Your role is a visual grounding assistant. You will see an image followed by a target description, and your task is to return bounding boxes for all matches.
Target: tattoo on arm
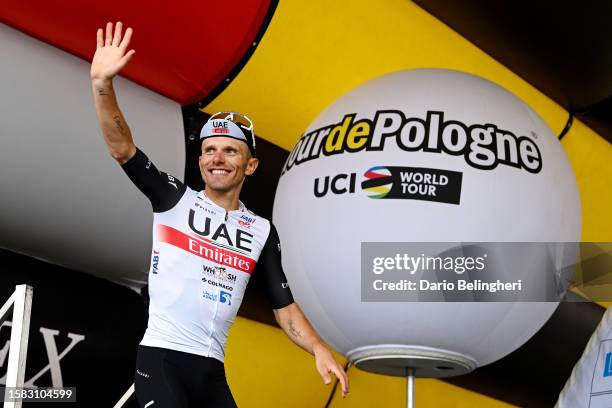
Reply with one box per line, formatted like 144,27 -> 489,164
97,87 -> 108,96
287,319 -> 301,338
113,115 -> 127,135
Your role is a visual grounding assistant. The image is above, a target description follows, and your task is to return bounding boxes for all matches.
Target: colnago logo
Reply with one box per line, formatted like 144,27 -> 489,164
282,111 -> 543,175
205,279 -> 233,291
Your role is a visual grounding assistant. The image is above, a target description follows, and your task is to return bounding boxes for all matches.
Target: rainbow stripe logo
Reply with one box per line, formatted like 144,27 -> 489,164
362,166 -> 393,199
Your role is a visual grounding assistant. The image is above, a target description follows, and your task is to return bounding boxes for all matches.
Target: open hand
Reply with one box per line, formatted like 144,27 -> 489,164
90,22 -> 135,82
313,343 -> 349,398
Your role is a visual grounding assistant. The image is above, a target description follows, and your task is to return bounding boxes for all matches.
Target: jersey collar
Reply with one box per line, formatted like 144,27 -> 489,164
198,191 -> 246,212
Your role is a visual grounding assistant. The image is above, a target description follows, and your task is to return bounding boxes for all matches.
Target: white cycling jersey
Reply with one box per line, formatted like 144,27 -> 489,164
122,148 -> 293,362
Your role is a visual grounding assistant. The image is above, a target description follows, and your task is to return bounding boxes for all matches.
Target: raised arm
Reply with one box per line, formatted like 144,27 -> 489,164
90,22 -> 137,164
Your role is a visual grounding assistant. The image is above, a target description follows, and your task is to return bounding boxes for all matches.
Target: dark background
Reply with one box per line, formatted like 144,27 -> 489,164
0,249 -> 146,408
414,0 -> 612,143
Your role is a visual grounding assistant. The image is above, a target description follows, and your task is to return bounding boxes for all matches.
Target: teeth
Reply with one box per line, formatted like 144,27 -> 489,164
211,169 -> 228,175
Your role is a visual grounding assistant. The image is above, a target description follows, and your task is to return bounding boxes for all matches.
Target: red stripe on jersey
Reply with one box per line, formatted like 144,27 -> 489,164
156,224 -> 256,274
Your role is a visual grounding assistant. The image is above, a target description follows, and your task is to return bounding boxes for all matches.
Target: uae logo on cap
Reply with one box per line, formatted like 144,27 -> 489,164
212,120 -> 230,133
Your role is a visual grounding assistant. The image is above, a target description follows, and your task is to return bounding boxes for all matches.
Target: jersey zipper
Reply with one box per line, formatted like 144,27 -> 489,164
225,211 -> 228,221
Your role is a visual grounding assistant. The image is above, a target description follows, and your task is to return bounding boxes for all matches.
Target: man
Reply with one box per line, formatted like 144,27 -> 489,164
91,22 -> 348,407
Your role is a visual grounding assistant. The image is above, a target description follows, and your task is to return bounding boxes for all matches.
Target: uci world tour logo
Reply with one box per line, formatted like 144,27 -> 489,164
362,166 -> 393,199
314,165 -> 463,205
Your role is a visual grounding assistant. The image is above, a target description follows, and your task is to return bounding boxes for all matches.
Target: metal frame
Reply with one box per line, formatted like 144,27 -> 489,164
0,285 -> 33,408
113,383 -> 135,408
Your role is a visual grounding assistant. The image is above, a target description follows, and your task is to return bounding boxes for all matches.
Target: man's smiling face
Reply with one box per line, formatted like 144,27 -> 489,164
199,137 -> 258,193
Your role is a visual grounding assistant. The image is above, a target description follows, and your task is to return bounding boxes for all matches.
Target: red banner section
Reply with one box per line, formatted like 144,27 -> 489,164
0,0 -> 271,105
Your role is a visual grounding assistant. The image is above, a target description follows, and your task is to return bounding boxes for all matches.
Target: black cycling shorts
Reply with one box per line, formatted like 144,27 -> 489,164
135,345 -> 237,408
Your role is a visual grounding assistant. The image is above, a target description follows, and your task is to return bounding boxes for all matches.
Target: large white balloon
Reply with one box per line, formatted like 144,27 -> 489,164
273,69 -> 581,377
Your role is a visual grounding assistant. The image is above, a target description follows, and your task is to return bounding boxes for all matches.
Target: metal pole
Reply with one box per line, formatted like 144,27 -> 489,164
113,383 -> 135,408
0,293 -> 16,324
407,367 -> 415,408
4,285 -> 33,408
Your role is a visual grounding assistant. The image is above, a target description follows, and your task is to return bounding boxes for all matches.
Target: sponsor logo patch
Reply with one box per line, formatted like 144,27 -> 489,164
202,265 -> 237,283
152,250 -> 160,274
203,290 -> 232,306
314,166 -> 462,204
